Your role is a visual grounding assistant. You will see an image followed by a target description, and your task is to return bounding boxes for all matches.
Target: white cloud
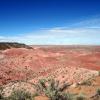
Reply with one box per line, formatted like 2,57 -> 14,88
0,27 -> 100,45
0,17 -> 100,45
71,17 -> 100,28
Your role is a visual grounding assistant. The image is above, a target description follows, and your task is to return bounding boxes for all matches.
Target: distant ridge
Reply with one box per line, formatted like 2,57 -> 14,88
0,42 -> 32,50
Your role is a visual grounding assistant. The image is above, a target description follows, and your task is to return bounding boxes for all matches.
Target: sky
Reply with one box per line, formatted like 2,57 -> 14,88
0,0 -> 100,45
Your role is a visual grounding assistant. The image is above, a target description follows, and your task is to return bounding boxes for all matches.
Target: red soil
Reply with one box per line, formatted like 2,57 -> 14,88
0,46 -> 100,85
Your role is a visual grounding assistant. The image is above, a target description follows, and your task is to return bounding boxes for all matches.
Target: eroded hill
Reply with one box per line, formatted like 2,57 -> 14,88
0,42 -> 32,50
0,45 -> 100,99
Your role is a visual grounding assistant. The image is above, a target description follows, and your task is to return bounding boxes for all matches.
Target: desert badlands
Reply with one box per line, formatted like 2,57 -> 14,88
0,43 -> 100,100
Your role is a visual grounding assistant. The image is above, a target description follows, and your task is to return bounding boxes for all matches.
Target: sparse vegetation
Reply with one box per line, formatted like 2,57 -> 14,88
0,86 -> 38,100
0,86 -> 4,100
7,89 -> 33,100
0,78 -> 100,100
75,93 -> 87,100
80,79 -> 91,86
34,78 -> 73,100
98,71 -> 100,76
96,88 -> 100,96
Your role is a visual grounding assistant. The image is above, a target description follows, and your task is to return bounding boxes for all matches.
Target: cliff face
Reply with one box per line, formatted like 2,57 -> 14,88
0,42 -> 32,50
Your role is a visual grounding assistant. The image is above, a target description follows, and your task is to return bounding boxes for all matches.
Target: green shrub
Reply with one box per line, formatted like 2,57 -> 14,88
0,86 -> 5,100
98,71 -> 100,76
32,93 -> 39,100
7,89 -> 32,100
96,88 -> 100,96
75,93 -> 87,100
34,78 -> 73,100
80,80 -> 91,86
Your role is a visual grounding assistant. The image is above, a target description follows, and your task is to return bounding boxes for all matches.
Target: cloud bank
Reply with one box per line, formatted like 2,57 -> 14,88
0,17 -> 100,45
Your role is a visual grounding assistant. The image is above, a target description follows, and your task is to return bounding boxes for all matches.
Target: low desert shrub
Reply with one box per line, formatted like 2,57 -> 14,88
80,79 -> 91,86
34,78 -> 73,100
75,93 -> 87,100
98,71 -> 100,76
32,93 -> 39,100
0,86 -> 5,100
96,88 -> 100,96
7,89 -> 33,100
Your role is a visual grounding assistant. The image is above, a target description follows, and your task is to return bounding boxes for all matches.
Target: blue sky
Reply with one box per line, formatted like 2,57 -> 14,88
0,0 -> 100,45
